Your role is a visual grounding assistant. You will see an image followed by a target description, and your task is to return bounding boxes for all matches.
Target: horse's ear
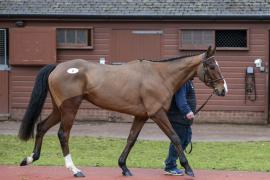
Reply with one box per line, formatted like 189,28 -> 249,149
206,46 -> 212,58
211,46 -> 216,56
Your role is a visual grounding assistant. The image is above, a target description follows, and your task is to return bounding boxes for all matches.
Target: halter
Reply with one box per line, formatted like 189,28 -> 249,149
202,56 -> 225,88
194,56 -> 225,115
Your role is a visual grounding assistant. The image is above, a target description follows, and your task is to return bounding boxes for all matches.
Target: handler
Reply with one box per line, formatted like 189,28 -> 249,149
164,79 -> 196,176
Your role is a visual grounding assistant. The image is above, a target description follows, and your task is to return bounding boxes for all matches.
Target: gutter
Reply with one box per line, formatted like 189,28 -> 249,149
1,14 -> 270,21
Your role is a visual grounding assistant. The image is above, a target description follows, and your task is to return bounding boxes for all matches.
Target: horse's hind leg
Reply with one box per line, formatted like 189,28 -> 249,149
57,96 -> 84,177
20,106 -> 61,166
151,109 -> 194,177
118,116 -> 147,176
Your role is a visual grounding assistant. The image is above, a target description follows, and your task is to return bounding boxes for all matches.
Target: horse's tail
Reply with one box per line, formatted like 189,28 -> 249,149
18,64 -> 56,141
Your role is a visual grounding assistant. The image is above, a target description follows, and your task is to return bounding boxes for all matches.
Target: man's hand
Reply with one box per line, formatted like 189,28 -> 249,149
186,111 -> 195,120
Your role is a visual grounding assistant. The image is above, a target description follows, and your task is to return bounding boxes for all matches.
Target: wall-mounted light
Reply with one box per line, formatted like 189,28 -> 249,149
254,59 -> 262,68
254,58 -> 265,72
15,20 -> 25,27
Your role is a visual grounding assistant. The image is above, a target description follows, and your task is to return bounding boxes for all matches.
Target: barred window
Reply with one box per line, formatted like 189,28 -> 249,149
180,29 -> 248,50
0,29 -> 8,66
57,28 -> 93,49
216,30 -> 247,48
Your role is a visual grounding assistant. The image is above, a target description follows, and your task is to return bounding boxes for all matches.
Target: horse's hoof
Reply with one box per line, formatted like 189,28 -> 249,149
74,171 -> 85,177
122,170 -> 133,176
20,158 -> 28,166
185,169 -> 195,177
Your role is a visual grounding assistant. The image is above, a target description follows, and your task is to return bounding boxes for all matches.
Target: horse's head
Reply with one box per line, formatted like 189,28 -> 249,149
197,46 -> 228,96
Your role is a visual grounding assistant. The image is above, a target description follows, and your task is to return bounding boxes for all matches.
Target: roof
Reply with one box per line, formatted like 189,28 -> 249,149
1,0 -> 270,20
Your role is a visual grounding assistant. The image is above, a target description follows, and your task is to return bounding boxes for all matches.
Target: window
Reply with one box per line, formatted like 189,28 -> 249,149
180,30 -> 214,50
216,30 -> 247,48
56,28 -> 93,49
180,29 -> 248,50
0,29 -> 8,69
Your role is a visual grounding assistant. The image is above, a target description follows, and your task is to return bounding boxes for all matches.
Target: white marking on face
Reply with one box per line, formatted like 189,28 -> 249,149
67,68 -> 79,74
215,60 -> 219,66
214,59 -> 228,94
64,154 -> 81,174
223,79 -> 228,94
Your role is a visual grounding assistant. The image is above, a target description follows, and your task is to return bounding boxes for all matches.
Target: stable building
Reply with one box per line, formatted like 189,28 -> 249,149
0,0 -> 269,124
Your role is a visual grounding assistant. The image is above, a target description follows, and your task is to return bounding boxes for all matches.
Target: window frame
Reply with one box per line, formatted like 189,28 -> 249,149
179,28 -> 249,51
56,27 -> 94,49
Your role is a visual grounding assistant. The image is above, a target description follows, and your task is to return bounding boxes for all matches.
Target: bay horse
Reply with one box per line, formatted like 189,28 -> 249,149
18,46 -> 227,177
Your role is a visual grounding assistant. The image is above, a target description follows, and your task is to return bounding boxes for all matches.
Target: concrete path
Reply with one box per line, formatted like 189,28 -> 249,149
1,121 -> 270,141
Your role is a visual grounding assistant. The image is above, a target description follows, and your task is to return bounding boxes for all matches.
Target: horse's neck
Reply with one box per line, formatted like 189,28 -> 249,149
156,54 -> 203,93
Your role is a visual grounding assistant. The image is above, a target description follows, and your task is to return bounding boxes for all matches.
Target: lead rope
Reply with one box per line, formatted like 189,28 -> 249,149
194,91 -> 214,115
185,91 -> 214,154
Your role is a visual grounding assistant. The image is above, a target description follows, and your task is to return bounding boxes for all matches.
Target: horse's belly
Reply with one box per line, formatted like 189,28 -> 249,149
85,93 -> 147,116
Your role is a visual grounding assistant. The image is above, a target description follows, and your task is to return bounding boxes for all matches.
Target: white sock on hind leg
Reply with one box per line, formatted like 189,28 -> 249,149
64,154 -> 81,174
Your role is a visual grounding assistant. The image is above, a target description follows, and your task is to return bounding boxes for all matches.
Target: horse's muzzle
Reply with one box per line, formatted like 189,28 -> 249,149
215,88 -> 226,97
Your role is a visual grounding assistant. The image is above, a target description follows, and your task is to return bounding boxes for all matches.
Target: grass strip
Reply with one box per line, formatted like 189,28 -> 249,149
0,135 -> 269,172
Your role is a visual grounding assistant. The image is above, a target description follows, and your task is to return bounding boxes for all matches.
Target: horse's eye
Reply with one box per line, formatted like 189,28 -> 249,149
209,65 -> 215,70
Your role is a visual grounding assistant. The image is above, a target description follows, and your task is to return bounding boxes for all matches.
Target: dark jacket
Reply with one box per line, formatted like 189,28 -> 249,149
167,80 -> 196,126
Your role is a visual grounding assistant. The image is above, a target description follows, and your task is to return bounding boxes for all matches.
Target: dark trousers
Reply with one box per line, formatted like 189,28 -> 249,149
164,123 -> 192,170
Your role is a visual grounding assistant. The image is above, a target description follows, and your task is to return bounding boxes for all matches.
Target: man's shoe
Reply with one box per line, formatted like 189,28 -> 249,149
164,168 -> 184,176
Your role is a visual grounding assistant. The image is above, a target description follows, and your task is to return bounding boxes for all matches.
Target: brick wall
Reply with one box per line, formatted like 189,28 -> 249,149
195,111 -> 266,124
9,108 -> 267,125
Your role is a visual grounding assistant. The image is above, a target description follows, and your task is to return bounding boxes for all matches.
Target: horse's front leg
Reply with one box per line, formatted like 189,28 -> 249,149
118,116 -> 147,176
151,108 -> 194,177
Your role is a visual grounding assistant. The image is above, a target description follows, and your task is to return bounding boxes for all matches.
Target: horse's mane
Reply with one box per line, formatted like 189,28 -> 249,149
145,53 -> 200,62
112,53 -> 202,65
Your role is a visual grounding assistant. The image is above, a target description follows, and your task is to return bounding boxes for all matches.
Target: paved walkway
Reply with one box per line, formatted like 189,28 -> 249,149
1,166 -> 270,180
1,121 -> 270,141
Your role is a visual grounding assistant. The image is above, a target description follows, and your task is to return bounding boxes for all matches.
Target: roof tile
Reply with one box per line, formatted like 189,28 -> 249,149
0,0 -> 269,17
